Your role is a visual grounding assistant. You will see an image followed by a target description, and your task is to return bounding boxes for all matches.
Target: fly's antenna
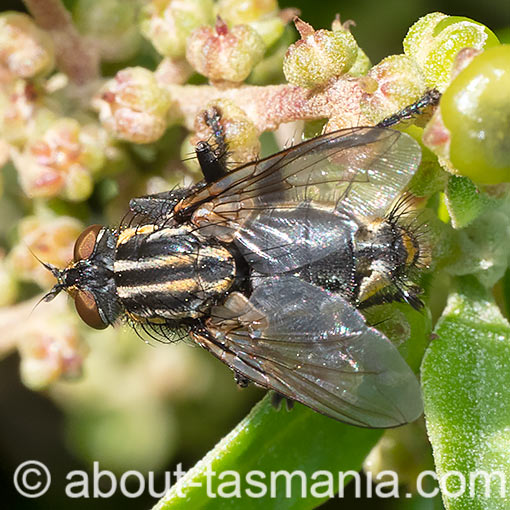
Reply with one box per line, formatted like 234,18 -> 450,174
27,245 -> 65,302
26,247 -> 66,317
27,245 -> 63,282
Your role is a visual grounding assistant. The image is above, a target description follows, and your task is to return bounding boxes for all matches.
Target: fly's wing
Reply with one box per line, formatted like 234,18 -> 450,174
180,127 -> 421,220
230,202 -> 358,273
180,127 -> 421,274
196,276 -> 423,428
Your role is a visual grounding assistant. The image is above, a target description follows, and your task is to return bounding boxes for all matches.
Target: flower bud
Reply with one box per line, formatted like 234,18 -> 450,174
73,0 -> 142,62
283,18 -> 358,88
9,215 -> 83,288
93,67 -> 172,143
154,57 -> 193,85
193,99 -> 260,165
141,0 -> 214,59
217,0 -> 278,24
0,79 -> 39,146
17,294 -> 86,390
0,12 -> 55,78
359,54 -> 426,125
331,16 -> 371,77
403,12 -> 499,92
186,18 -> 265,83
217,0 -> 284,48
12,118 -> 105,200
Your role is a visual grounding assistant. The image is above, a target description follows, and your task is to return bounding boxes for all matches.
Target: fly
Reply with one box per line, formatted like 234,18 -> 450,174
43,103 -> 434,428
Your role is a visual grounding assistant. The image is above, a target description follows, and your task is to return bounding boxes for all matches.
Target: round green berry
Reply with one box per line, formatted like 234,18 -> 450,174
441,45 -> 510,184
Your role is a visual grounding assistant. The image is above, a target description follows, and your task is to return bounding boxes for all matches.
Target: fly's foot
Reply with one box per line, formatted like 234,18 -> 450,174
271,392 -> 295,412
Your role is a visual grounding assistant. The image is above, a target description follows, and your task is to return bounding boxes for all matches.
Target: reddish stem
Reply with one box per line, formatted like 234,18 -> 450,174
162,77 -> 368,134
22,0 -> 100,85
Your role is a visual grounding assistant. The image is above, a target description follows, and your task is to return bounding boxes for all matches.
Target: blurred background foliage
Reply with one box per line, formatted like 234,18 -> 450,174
0,0 -> 508,509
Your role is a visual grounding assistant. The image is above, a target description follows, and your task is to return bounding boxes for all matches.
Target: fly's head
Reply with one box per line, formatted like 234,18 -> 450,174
44,225 -> 122,329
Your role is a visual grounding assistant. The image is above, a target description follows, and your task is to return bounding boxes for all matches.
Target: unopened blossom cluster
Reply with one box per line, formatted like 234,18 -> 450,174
0,0 -> 507,395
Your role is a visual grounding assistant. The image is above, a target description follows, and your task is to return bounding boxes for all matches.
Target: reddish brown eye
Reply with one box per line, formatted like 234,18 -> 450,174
74,289 -> 108,329
73,224 -> 103,262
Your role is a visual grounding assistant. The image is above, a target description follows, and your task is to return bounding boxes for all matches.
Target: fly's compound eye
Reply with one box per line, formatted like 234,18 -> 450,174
74,289 -> 108,329
73,224 -> 103,262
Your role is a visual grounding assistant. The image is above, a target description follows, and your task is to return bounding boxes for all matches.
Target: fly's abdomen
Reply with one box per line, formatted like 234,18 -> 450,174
113,225 -> 237,321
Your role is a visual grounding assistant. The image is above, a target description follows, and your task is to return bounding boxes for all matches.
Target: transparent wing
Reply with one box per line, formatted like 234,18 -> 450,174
181,127 -> 420,273
196,276 -> 423,428
180,127 -> 421,223
231,203 -> 358,273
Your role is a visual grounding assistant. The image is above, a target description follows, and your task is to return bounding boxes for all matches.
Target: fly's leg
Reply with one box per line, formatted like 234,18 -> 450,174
196,141 -> 229,183
271,392 -> 295,412
196,106 -> 230,183
377,89 -> 441,128
128,187 -> 203,223
234,371 -> 251,388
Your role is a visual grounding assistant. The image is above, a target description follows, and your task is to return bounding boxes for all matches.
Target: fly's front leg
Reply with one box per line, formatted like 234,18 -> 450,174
377,89 -> 441,128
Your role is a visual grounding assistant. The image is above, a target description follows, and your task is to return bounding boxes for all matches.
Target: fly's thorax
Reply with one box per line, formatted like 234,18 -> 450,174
113,224 -> 238,322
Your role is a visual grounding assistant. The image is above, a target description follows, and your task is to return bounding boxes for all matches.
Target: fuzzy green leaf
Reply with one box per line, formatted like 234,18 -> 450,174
421,276 -> 510,509
445,176 -> 495,229
153,395 -> 382,509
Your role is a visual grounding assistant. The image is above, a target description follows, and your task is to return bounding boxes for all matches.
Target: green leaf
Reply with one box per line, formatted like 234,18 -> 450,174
421,276 -> 510,509
445,176 -> 495,229
153,395 -> 382,509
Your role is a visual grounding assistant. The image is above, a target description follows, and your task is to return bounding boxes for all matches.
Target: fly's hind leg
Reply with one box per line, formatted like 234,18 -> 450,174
271,392 -> 295,412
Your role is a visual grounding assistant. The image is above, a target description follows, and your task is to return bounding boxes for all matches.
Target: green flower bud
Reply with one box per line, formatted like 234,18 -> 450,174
360,54 -> 426,124
186,18 -> 265,83
283,18 -> 358,88
0,12 -> 55,78
140,0 -> 215,59
249,16 -> 285,49
331,17 -> 371,77
217,0 -> 283,48
403,12 -> 500,91
217,0 -> 278,24
193,99 -> 260,165
348,47 -> 371,77
93,67 -> 172,143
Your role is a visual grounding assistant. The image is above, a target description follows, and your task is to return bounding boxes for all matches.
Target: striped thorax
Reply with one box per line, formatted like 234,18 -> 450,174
114,224 -> 237,321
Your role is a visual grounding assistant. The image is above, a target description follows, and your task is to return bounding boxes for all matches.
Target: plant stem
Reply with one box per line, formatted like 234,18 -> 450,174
162,77 -> 368,134
22,0 -> 100,86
